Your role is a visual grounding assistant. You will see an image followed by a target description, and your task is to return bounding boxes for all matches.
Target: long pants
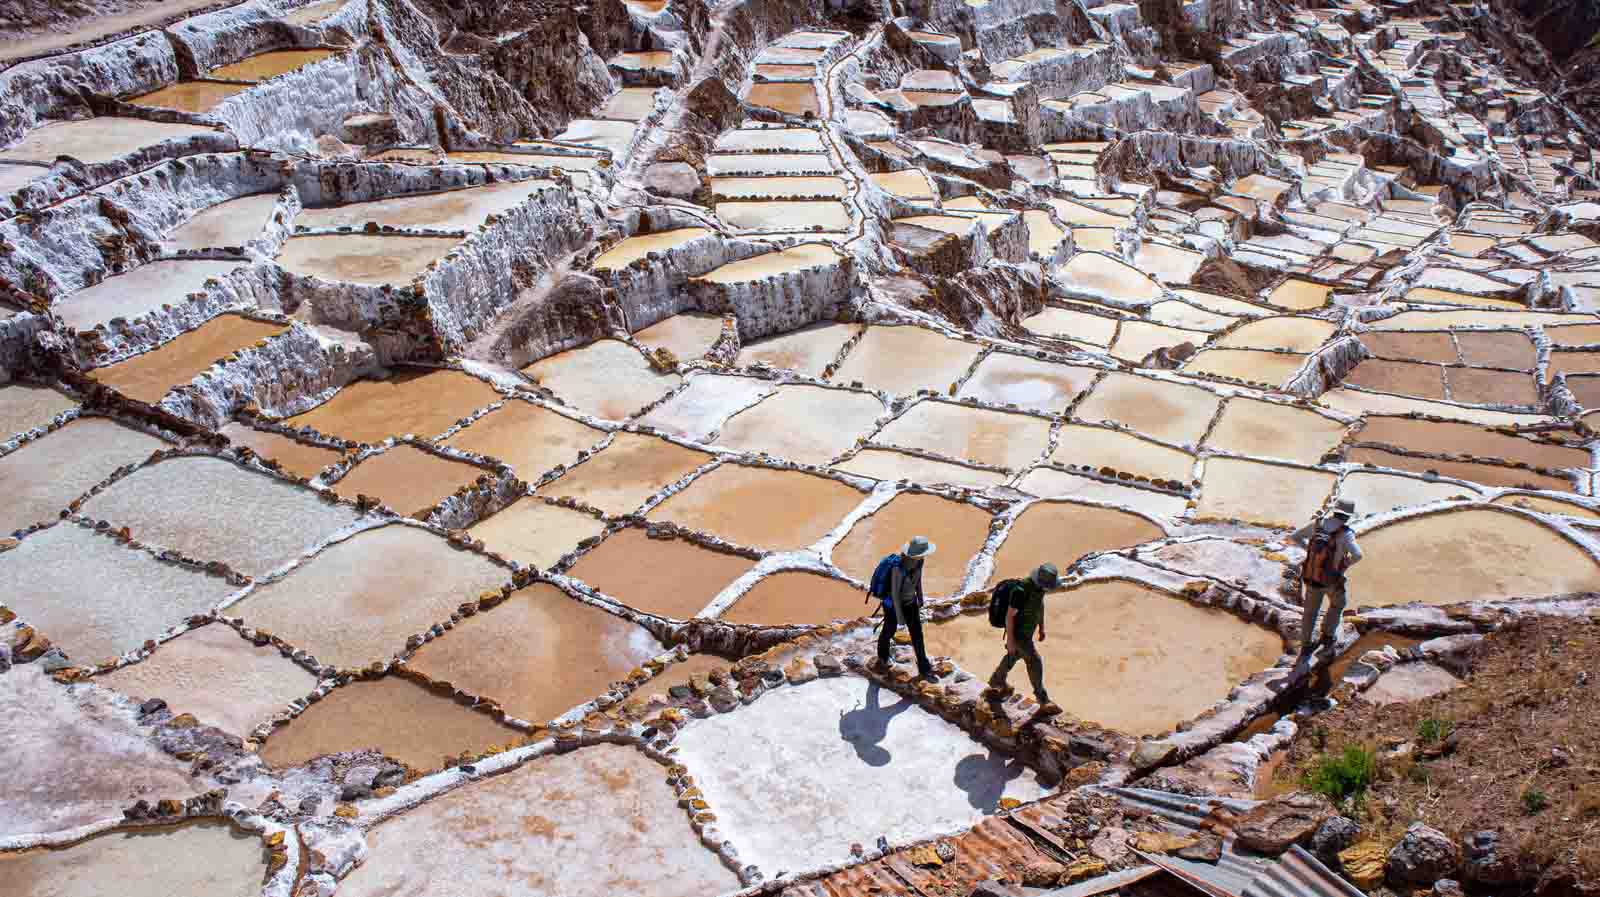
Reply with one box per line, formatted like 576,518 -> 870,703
989,641 -> 1049,702
878,601 -> 932,674
1301,580 -> 1347,647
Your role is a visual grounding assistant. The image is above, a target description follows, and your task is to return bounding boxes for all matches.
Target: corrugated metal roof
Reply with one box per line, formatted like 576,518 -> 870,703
890,817 -> 1052,897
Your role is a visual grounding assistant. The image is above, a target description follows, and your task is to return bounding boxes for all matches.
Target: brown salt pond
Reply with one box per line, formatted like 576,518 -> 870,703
522,339 -> 681,420
276,234 -> 458,285
127,81 -> 252,113
875,401 -> 1051,471
714,384 -> 883,464
1052,424 -> 1195,482
332,445 -> 484,515
1349,507 -> 1600,607
1073,371 -> 1222,446
1198,457 -> 1336,527
164,193 -> 280,252
1456,331 -> 1536,368
591,228 -> 710,271
467,498 -> 607,569
335,743 -> 740,897
235,524 -> 510,670
649,464 -> 864,550
406,583 -> 664,724
634,312 -> 726,361
833,449 -> 1010,490
218,422 -> 342,479
832,492 -> 992,596
720,571 -> 871,625
90,315 -> 286,404
97,623 -> 318,736
259,676 -> 522,770
52,260 -> 245,331
565,528 -> 752,619
746,82 -> 820,116
0,821 -> 267,897
957,353 -> 1098,414
924,582 -> 1283,735
443,400 -> 604,479
1346,446 -> 1575,491
1345,359 -> 1448,399
0,119 -> 218,166
207,48 -> 341,80
0,382 -> 75,438
830,326 -> 983,396
1444,366 -> 1538,406
296,179 -> 551,231
0,417 -> 167,535
992,501 -> 1163,583
1204,398 -> 1348,465
1336,471 -> 1477,517
285,368 -> 501,443
538,432 -> 708,516
1360,331 -> 1459,364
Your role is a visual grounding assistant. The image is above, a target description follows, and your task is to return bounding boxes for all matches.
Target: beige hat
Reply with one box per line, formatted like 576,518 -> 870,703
903,535 -> 937,559
1331,499 -> 1356,519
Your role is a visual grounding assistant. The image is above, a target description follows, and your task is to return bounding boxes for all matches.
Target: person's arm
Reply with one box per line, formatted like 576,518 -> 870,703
1037,599 -> 1046,642
1289,522 -> 1314,546
1343,531 -> 1363,566
888,566 -> 907,622
1005,606 -> 1019,654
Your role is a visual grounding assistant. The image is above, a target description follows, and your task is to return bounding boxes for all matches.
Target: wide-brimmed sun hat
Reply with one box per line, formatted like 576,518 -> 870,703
903,535 -> 937,559
1331,499 -> 1356,519
1031,562 -> 1060,589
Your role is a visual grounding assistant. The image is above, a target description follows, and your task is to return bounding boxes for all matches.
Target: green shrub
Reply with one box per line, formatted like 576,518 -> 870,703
1304,745 -> 1377,803
1417,717 -> 1453,745
1524,788 -> 1549,815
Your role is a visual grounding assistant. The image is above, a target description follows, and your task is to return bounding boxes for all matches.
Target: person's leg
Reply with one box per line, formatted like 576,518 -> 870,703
1319,582 -> 1348,645
905,606 -> 933,676
1022,642 -> 1048,703
1300,583 -> 1326,651
876,602 -> 898,665
988,650 -> 1020,690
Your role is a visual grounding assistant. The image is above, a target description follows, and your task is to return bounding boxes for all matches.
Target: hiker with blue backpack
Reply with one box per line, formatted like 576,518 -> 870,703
982,563 -> 1061,715
1290,498 -> 1363,658
867,535 -> 936,680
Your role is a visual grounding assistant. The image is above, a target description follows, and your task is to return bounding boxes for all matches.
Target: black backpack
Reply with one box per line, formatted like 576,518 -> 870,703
988,578 -> 1026,628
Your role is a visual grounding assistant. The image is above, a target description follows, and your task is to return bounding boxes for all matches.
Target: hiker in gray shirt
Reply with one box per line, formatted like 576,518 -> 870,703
1290,498 -> 1363,656
872,535 -> 935,680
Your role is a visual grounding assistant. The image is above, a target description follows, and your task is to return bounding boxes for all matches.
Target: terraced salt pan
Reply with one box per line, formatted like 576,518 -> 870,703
0,821 -> 267,897
634,312 -> 727,361
1205,398 -> 1348,464
0,524 -> 236,664
1360,330 -> 1458,363
1184,349 -> 1308,386
596,86 -> 660,121
876,401 -> 1051,471
0,383 -> 74,438
1110,320 -> 1208,364
1197,457 -> 1335,527
674,676 -> 1046,874
713,128 -> 826,153
1336,471 -> 1476,517
467,499 -> 606,568
992,501 -> 1163,583
649,464 -> 864,551
714,384 -> 883,464
1344,359 -> 1447,400
207,48 -> 341,80
830,326 -> 981,396
721,571 -> 870,625
337,743 -> 739,897
735,322 -> 858,375
1265,279 -> 1332,310
91,315 -> 286,404
1349,508 -> 1600,607
590,228 -> 710,271
1446,366 -> 1538,406
97,623 -> 318,736
522,339 -> 681,421
295,180 -> 551,231
332,445 -> 483,515
1014,470 -> 1189,519
870,169 -> 937,200
1493,493 -> 1600,519
957,354 -> 1097,414
637,374 -> 771,441
1365,310 -> 1592,330
1317,388 -> 1550,427
1074,372 -> 1221,445
1217,316 -> 1336,352
128,81 -> 252,113
163,193 -> 279,252
1403,287 -> 1524,309
833,449 -> 1009,489
258,676 -> 522,770
1057,252 -> 1165,303
832,492 -> 993,596
550,119 -> 636,155
1345,447 -> 1574,492
236,524 -> 508,670
1,418 -> 170,535
1022,306 -> 1119,345
276,234 -> 459,285
715,200 -> 851,230
0,119 -> 218,166
1052,424 -> 1195,482
286,368 -> 501,443
746,82 -> 820,115
925,582 -> 1283,735
707,153 -> 834,176
443,401 -> 603,479
407,583 -> 664,723
538,432 -> 708,516
713,176 -> 847,199
52,260 -> 245,331
1455,331 -> 1535,368
566,529 -> 752,619
1133,242 -> 1206,284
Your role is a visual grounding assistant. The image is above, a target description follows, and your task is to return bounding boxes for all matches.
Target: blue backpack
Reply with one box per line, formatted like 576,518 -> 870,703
868,553 -> 902,605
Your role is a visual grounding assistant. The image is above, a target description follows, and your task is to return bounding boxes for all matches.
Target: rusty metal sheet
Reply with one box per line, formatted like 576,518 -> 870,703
893,817 -> 1051,897
1241,846 -> 1366,897
780,858 -> 907,897
1048,865 -> 1165,897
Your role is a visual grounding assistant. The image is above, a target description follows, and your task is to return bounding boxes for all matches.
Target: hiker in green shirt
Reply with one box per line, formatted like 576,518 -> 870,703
983,563 -> 1061,714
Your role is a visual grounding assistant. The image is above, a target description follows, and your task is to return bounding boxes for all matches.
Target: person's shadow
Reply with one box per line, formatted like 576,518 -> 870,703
953,748 -> 1029,811
838,681 -> 913,767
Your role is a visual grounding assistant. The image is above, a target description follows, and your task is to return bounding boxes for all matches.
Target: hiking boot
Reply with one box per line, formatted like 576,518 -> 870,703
982,685 -> 1014,702
867,657 -> 889,673
917,665 -> 936,681
1037,702 -> 1063,717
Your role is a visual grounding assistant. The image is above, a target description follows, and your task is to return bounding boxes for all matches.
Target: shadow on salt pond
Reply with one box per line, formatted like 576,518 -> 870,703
838,681 -> 913,767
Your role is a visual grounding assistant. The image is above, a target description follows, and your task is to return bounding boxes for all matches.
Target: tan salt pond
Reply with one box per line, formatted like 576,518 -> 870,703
1404,287 -> 1525,309
1360,330 -> 1458,363
716,200 -> 851,230
1455,331 -> 1536,368
1074,372 -> 1222,445
127,81 -> 252,114
1345,447 -> 1574,492
650,464 -> 864,550
591,228 -> 709,271
1205,398 -> 1348,464
1367,309 -> 1590,331
97,623 -> 318,736
295,179 -> 551,231
1022,210 -> 1066,258
991,501 -> 1163,583
164,193 -> 279,251
0,119 -> 218,166
467,498 -> 607,568
1058,252 -> 1165,303
1217,316 -> 1337,352
1148,300 -> 1237,333
1052,424 -> 1195,482
1110,320 -> 1208,364
1184,349 -> 1308,387
1344,359 -> 1447,400
443,401 -> 603,478
870,169 -> 937,199
833,449 -> 1010,489
538,432 -> 708,516
1445,366 -> 1538,406
1317,387 -> 1551,427
1015,469 -> 1190,519
1133,242 -> 1206,284
876,401 -> 1051,471
286,368 -> 501,443
91,315 -> 286,404
336,743 -> 739,897
736,322 -> 859,375
0,418 -> 167,535
1022,306 -> 1119,345
0,382 -> 75,438
1198,457 -> 1335,527
566,529 -> 752,618
957,353 -> 1097,413
283,0 -> 347,24
1336,471 -> 1477,517
1492,493 -> 1600,520
332,445 -> 483,515
276,233 -> 458,285
207,48 -> 340,80
259,676 -> 522,770
695,242 -> 842,283
53,260 -> 244,331
636,374 -> 770,440
924,581 -> 1281,735
746,82 -> 820,116
713,176 -> 846,199
1546,323 -> 1600,348
635,312 -> 726,360
714,384 -> 883,464
522,339 -> 680,421
596,87 -> 660,121
829,326 -> 981,396
1349,508 -> 1600,607
1266,279 -> 1332,310
721,572 -> 871,625
0,822 -> 267,897
832,492 -> 992,596
406,583 -> 665,724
